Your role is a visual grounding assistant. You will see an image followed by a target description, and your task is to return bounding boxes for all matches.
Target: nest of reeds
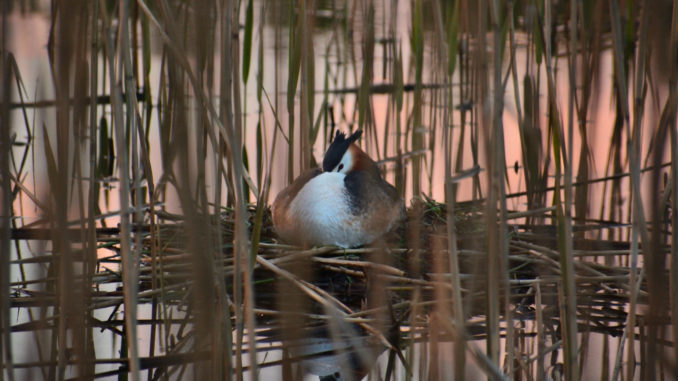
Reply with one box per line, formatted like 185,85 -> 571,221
8,199 -> 646,378
147,197 -> 636,354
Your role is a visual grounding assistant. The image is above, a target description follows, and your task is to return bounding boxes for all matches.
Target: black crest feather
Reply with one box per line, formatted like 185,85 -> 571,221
322,130 -> 362,172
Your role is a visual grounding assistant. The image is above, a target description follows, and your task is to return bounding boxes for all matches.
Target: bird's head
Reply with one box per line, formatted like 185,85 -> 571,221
323,130 -> 374,174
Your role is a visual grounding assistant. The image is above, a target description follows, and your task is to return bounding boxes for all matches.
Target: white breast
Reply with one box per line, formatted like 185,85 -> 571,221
287,172 -> 372,248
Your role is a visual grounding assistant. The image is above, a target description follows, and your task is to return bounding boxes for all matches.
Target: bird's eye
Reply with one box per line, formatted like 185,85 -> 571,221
338,164 -> 344,172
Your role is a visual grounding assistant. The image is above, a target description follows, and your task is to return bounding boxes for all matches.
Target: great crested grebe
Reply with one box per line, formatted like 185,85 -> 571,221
272,130 -> 404,248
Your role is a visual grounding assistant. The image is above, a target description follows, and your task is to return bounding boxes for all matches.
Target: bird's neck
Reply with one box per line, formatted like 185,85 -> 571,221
350,145 -> 382,178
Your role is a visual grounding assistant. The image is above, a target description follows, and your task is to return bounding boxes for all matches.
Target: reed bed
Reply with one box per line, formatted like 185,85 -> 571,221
2,0 -> 678,380
7,200 -> 644,379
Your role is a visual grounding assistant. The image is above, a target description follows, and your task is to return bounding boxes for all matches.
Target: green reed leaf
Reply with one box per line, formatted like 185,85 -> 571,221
242,0 -> 254,83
